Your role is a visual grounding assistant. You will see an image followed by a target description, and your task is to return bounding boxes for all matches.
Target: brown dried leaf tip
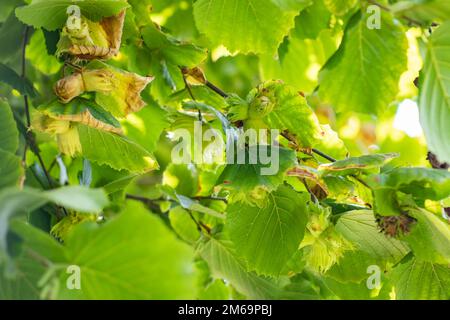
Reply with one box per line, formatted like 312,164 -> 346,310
182,67 -> 207,85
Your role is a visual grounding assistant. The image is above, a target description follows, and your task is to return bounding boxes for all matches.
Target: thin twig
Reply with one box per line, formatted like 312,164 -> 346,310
312,148 -> 337,163
181,71 -> 203,121
194,196 -> 228,204
187,210 -> 203,233
206,81 -> 229,98
366,0 -> 423,27
21,26 -> 31,128
48,157 -> 58,173
26,248 -> 52,268
21,26 -> 54,189
190,71 -> 375,196
302,178 -> 318,203
125,194 -> 163,213
64,61 -> 83,72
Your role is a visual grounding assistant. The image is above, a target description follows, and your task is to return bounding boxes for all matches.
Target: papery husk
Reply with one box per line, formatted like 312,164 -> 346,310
55,63 -> 153,117
55,110 -> 123,135
32,113 -> 70,134
33,114 -> 81,157
54,69 -> 115,103
57,10 -> 126,60
36,110 -> 122,136
32,105 -> 123,156
57,125 -> 82,157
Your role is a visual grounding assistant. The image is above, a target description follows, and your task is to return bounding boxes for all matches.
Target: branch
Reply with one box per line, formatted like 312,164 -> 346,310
125,194 -> 164,213
126,194 -> 212,234
182,74 -> 204,122
20,26 -> 54,188
301,178 -> 318,203
194,195 -> 228,204
21,27 -> 31,127
192,70 -> 373,193
205,81 -> 229,98
312,148 -> 337,163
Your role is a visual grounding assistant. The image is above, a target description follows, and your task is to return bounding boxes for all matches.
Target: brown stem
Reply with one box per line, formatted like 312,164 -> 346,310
21,27 -> 31,128
194,196 -> 228,204
312,148 -> 337,163
125,194 -> 163,213
21,27 -> 54,188
181,69 -> 203,121
206,81 -> 229,98
366,0 -> 424,27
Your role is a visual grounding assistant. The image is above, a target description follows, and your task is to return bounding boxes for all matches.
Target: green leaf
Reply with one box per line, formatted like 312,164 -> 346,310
197,234 -> 284,299
102,174 -> 137,195
326,249 -> 381,283
0,186 -> 108,265
0,99 -> 19,154
335,210 -> 409,262
418,21 -> 450,163
402,208 -> 450,264
197,279 -> 232,300
15,0 -> 130,31
26,29 -> 62,75
0,0 -> 21,23
262,83 -> 324,148
230,81 -> 324,148
121,104 -> 169,153
390,255 -> 450,300
77,125 -> 158,174
10,220 -> 66,263
293,0 -> 331,39
39,98 -> 121,129
260,29 -> 339,93
322,276 -> 379,300
314,125 -> 349,162
198,238 -> 322,299
0,150 -> 23,189
227,185 -> 309,276
44,186 -> 109,213
58,201 -> 197,299
392,0 -> 450,24
193,0 -> 298,54
369,167 -> 450,201
323,0 -> 358,16
0,63 -> 37,97
128,0 -> 152,27
318,12 -> 408,115
176,194 -> 225,220
141,24 -> 207,67
319,153 -> 398,176
163,163 -> 199,197
219,146 -> 297,194
0,9 -> 24,63
271,0 -> 312,11
168,206 -> 201,244
0,253 -> 45,300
